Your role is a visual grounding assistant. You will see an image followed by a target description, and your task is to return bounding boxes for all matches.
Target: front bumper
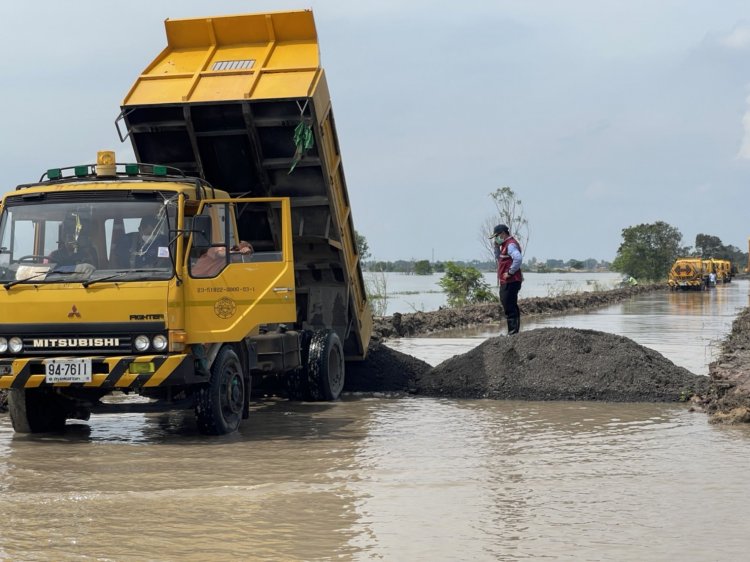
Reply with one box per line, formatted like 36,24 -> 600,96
0,354 -> 203,389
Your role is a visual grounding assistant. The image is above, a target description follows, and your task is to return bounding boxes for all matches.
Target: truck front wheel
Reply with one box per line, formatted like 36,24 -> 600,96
307,330 -> 345,401
8,389 -> 67,433
195,347 -> 245,435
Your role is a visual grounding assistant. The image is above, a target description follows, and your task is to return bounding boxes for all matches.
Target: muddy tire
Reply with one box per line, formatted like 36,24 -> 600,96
307,330 -> 345,401
195,347 -> 245,435
8,389 -> 67,433
285,367 -> 310,401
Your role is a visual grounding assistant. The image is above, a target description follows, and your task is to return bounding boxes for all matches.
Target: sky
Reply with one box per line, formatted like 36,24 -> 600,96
1,1 -> 750,262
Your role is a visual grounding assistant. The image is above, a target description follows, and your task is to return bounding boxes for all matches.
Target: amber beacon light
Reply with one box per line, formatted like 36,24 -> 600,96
95,150 -> 116,177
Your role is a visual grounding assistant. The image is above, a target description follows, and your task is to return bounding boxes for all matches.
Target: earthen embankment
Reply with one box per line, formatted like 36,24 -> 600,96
706,306 -> 750,423
373,283 -> 663,339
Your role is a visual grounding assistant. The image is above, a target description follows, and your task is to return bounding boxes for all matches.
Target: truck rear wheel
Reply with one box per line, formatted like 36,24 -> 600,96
195,347 -> 245,435
307,330 -> 345,401
285,367 -> 310,401
8,389 -> 67,433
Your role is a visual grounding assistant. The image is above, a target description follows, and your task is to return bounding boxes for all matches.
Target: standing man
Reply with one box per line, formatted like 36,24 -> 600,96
491,224 -> 523,335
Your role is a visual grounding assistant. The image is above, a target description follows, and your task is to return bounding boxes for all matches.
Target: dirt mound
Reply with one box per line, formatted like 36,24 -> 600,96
417,327 -> 708,402
344,339 -> 429,393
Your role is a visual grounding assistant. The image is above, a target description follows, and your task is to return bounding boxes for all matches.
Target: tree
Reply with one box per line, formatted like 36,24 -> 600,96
365,270 -> 388,317
568,259 -> 585,270
355,230 -> 371,261
611,221 -> 682,281
480,186 -> 530,261
438,262 -> 498,307
694,233 -> 748,268
414,260 -> 432,275
695,234 -> 723,258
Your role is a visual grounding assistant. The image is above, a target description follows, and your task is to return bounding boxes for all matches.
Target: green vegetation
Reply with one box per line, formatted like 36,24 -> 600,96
438,262 -> 498,307
414,260 -> 432,275
365,270 -> 388,316
612,221 -> 682,281
355,230 -> 371,261
363,258 -> 610,274
693,233 -> 747,269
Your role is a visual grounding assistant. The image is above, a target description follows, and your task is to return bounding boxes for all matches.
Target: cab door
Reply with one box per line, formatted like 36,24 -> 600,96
183,198 -> 296,343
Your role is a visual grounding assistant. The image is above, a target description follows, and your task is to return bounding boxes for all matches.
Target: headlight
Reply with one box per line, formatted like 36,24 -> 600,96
134,335 -> 150,352
9,337 -> 23,353
0,337 -> 7,353
152,335 -> 168,352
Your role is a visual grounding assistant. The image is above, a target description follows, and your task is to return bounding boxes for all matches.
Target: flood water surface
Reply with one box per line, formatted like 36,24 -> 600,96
2,399 -> 750,560
1,283 -> 750,560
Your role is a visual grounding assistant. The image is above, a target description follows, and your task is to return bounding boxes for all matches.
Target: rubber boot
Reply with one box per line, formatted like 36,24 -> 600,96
506,316 -> 519,335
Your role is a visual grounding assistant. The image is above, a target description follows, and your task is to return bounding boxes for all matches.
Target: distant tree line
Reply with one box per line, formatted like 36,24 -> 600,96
362,257 -> 612,274
363,259 -> 495,275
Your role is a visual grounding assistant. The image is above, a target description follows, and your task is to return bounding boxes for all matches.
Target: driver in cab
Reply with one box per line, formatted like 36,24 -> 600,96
48,218 -> 98,270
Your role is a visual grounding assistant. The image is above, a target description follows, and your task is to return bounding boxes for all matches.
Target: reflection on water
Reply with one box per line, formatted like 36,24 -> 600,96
389,280 -> 749,375
2,398 -> 750,560
0,401 -> 371,561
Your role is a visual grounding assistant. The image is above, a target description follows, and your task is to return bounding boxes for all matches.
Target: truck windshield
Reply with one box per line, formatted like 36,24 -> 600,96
0,197 -> 177,285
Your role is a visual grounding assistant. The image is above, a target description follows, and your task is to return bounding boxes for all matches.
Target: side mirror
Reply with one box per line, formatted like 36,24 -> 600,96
191,215 -> 212,248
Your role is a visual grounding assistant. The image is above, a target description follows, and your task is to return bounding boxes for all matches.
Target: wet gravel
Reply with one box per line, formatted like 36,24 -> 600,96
416,327 -> 707,402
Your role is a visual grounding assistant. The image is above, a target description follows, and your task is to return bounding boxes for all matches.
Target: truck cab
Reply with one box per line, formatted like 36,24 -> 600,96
0,155 -> 344,434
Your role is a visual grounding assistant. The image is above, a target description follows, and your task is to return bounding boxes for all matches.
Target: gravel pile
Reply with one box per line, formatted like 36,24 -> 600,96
344,340 -> 429,393
416,327 -> 707,402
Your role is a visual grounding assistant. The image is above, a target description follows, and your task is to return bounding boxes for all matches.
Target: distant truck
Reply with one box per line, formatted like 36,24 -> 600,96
668,257 -> 732,290
668,258 -> 707,290
0,10 -> 371,434
703,258 -> 732,284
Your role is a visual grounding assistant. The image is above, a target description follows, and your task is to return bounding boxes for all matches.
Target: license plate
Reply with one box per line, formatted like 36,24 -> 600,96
45,359 -> 92,383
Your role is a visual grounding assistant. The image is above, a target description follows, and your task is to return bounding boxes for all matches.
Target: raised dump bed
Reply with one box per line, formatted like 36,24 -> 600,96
119,10 -> 371,358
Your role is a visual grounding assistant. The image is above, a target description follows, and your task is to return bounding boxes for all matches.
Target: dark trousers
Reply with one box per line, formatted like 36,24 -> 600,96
499,281 -> 522,334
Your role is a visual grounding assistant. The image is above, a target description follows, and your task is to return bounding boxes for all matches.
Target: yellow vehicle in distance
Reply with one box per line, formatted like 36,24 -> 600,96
0,10 -> 371,435
668,257 -> 733,290
703,258 -> 732,284
668,258 -> 707,290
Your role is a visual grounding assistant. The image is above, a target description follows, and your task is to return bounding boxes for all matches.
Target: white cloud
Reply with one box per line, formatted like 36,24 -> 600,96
737,94 -> 750,160
719,23 -> 750,50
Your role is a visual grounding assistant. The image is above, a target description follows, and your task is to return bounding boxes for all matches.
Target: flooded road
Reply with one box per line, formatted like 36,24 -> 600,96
2,282 -> 750,560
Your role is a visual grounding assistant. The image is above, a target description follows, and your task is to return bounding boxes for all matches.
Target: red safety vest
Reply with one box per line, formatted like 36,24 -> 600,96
497,236 -> 523,285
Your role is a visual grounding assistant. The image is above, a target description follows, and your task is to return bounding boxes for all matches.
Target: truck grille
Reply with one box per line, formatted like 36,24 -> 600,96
22,334 -> 134,356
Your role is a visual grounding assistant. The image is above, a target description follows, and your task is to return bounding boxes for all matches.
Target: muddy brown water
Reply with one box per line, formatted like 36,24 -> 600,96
1,282 -> 750,560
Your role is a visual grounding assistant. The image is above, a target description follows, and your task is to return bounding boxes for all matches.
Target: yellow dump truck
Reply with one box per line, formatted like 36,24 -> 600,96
668,258 -> 707,290
0,10 -> 371,434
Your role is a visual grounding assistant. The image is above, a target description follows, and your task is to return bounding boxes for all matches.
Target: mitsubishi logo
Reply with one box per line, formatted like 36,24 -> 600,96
68,305 -> 81,319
